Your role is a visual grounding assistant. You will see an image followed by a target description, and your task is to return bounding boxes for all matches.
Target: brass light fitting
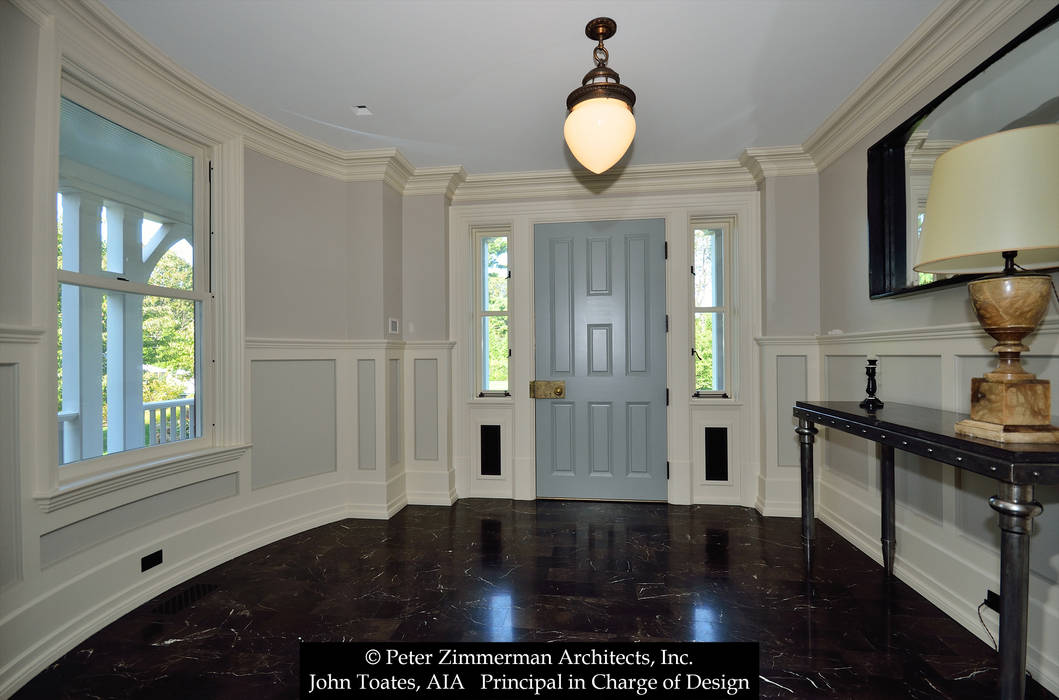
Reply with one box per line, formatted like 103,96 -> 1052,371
564,17 -> 637,174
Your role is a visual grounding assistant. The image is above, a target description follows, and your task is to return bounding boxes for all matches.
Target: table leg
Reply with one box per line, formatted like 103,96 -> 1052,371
880,444 -> 895,576
989,483 -> 1042,700
796,418 -> 818,570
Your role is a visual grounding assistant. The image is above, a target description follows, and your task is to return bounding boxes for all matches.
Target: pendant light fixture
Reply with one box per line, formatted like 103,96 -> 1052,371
564,17 -> 636,174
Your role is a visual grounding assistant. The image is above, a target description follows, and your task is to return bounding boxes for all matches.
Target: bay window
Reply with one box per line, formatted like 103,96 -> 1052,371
57,96 -> 207,465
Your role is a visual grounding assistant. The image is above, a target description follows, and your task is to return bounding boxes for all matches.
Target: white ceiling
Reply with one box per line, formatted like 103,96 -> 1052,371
101,0 -> 942,175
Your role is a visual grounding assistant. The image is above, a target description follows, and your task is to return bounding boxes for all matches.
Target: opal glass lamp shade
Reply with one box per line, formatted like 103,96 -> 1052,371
563,97 -> 636,174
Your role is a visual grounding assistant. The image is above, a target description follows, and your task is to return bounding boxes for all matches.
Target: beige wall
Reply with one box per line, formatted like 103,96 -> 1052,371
244,150 -> 428,340
244,148 -> 351,338
0,2 -> 41,327
382,184 -> 403,338
761,173 -> 820,336
402,194 -> 449,341
345,180 -> 387,338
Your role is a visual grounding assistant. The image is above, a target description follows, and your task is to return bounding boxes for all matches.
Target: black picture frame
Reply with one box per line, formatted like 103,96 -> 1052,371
866,5 -> 1059,299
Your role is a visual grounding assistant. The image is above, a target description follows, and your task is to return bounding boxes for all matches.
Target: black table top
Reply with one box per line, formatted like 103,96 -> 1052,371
794,401 -> 1059,484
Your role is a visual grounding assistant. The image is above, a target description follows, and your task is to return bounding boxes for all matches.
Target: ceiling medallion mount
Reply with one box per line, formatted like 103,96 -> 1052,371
563,16 -> 637,174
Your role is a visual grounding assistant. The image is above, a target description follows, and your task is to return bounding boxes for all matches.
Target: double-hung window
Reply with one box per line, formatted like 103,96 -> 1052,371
57,96 -> 207,466
691,219 -> 730,398
475,229 -> 510,397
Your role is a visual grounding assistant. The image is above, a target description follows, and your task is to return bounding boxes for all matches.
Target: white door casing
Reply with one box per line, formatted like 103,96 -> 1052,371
448,191 -> 762,506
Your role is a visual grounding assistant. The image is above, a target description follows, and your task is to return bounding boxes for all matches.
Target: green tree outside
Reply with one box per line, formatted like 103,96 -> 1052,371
483,237 -> 508,390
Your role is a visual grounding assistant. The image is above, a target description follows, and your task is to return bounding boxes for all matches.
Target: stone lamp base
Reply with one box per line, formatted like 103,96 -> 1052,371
955,274 -> 1059,444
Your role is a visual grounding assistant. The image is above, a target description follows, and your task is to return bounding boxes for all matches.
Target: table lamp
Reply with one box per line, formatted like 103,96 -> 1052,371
914,124 -> 1059,443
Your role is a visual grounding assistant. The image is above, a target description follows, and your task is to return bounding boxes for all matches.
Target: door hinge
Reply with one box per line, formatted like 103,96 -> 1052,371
507,270 -> 512,279
664,241 -> 668,259
690,265 -> 695,275
508,348 -> 512,357
666,461 -> 670,479
666,388 -> 670,406
665,314 -> 669,332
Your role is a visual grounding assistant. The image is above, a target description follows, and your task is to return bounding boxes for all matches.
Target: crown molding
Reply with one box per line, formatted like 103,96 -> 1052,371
905,132 -> 963,175
61,1 -> 424,193
59,0 -> 757,203
10,0 -> 52,27
739,146 -> 817,185
405,166 -> 469,199
452,160 -> 756,203
803,0 -> 1034,171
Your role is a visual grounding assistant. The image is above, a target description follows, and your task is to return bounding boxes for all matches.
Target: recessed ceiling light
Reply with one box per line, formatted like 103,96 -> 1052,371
353,105 -> 373,116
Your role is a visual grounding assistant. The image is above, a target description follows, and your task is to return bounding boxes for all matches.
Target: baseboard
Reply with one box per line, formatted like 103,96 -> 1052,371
817,495 -> 1059,695
406,489 -> 458,506
754,473 -> 802,517
1,497 -> 350,698
754,499 -> 801,518
404,468 -> 456,506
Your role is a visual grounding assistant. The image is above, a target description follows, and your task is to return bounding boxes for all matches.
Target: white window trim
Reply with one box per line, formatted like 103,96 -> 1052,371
54,81 -> 214,485
691,216 -> 734,400
30,39 -> 249,504
473,226 -> 512,399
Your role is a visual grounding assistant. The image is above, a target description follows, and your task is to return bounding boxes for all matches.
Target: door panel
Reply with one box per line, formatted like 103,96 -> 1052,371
534,219 -> 666,501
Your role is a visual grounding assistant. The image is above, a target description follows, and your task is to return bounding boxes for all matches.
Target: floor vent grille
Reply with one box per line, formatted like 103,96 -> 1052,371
151,583 -> 219,614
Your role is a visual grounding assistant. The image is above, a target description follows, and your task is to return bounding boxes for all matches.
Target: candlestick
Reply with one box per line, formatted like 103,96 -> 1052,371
859,358 -> 884,411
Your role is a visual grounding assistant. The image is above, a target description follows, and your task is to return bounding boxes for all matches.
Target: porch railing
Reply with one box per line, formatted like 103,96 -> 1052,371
57,398 -> 197,463
145,398 -> 196,446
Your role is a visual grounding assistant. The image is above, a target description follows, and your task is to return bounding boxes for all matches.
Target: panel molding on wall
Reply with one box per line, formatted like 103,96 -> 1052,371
775,354 -> 808,469
357,359 -> 376,469
250,359 -> 337,490
413,358 -> 439,460
40,473 -> 239,567
404,343 -> 455,506
0,364 -> 22,592
388,358 -> 401,467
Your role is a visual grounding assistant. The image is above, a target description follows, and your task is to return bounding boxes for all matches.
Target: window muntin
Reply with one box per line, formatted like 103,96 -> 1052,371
57,97 -> 205,465
692,221 -> 730,397
476,231 -> 510,396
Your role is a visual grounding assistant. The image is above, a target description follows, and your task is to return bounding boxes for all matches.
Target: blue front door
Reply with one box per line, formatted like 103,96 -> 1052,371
534,219 -> 667,501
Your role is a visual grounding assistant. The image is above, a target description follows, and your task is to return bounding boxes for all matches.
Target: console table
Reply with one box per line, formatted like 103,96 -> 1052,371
792,401 -> 1059,700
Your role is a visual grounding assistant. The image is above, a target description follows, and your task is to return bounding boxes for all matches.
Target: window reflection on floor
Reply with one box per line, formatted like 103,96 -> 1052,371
489,592 -> 514,641
693,604 -> 720,642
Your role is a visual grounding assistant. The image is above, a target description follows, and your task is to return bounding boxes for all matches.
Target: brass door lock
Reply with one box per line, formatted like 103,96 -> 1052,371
529,380 -> 566,399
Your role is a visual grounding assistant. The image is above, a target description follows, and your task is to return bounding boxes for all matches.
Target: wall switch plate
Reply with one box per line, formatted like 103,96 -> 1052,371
388,318 -> 399,334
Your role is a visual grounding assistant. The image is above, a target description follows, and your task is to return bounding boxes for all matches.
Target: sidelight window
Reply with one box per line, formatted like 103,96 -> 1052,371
57,97 -> 207,465
692,219 -> 730,397
476,229 -> 510,397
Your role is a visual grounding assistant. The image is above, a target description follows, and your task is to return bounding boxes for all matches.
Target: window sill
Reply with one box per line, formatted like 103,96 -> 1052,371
690,395 -> 742,407
35,444 -> 249,513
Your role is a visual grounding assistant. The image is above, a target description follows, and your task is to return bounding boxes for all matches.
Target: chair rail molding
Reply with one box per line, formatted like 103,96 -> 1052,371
0,326 -> 48,344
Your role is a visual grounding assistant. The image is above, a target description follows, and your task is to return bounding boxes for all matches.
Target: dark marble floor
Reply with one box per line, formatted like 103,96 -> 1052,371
14,500 -> 1056,699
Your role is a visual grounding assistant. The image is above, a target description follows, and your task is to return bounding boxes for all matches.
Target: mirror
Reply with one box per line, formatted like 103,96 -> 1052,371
867,6 -> 1059,298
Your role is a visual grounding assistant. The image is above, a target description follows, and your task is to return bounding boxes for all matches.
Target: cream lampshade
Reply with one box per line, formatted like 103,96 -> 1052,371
563,97 -> 636,174
914,124 -> 1059,443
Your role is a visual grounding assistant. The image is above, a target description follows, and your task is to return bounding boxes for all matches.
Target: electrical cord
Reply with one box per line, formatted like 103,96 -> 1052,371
977,601 -> 998,652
